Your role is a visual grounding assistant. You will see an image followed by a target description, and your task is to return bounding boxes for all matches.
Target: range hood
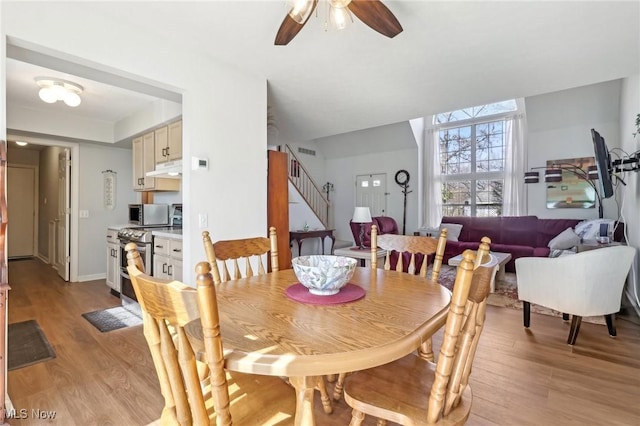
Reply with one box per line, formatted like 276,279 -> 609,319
146,159 -> 182,179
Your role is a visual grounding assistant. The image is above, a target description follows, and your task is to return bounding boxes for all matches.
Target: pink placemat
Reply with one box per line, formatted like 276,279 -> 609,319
285,283 -> 365,305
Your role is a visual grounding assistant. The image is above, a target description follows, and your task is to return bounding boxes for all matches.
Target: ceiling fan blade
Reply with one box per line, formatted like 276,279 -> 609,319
347,0 -> 403,38
274,0 -> 319,45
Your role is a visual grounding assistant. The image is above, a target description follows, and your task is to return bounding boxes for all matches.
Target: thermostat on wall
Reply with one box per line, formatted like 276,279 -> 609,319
192,157 -> 209,171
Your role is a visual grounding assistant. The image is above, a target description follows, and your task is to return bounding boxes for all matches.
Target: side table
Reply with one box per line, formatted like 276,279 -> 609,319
289,229 -> 335,256
577,240 -> 622,253
334,247 -> 387,268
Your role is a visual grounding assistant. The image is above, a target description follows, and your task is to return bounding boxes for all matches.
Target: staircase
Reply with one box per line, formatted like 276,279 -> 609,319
282,145 -> 329,228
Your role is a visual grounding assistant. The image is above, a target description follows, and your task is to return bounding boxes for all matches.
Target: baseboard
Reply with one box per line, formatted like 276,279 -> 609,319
78,273 -> 106,282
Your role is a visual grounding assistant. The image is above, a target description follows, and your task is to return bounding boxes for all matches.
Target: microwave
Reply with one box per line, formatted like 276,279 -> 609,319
128,204 -> 169,226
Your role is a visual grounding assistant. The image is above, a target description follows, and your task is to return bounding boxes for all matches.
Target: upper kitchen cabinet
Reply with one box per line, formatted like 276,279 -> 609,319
133,130 -> 180,192
155,120 -> 182,165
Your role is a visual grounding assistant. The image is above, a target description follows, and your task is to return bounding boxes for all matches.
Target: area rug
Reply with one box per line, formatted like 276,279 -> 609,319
82,306 -> 143,332
433,265 -> 605,325
8,320 -> 56,371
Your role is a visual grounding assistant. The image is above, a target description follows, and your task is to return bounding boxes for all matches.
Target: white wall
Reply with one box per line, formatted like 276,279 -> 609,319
2,2 -> 267,284
77,144 -> 136,280
525,80 -> 622,219
324,148 -> 418,243
618,73 -> 640,314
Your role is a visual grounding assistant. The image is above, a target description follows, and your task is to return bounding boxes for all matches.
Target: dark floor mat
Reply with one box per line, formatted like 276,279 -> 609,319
82,306 -> 143,332
8,320 -> 56,371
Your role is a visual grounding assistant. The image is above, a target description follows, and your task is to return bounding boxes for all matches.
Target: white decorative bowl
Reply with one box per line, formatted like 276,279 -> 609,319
292,255 -> 357,296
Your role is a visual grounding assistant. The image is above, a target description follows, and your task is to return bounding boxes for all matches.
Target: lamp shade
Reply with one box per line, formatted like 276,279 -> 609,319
545,168 -> 562,183
524,171 -> 539,184
352,207 -> 372,223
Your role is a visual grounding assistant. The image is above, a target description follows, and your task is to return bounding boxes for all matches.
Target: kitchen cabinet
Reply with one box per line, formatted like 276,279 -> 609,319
106,229 -> 121,293
155,120 -> 182,165
133,131 -> 180,192
152,236 -> 183,281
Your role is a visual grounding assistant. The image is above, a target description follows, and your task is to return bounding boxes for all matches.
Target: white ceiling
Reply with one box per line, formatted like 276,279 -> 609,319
5,1 -> 640,144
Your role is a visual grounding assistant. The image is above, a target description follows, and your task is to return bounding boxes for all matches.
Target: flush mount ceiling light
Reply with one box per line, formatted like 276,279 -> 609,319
35,77 -> 83,107
275,0 -> 402,45
15,141 -> 28,147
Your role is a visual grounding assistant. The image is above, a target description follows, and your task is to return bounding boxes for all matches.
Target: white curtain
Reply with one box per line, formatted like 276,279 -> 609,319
424,128 -> 443,227
502,113 -> 527,216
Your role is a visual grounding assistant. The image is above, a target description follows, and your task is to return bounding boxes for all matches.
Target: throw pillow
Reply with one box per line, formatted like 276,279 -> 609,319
548,227 -> 581,250
575,219 -> 614,241
440,223 -> 463,242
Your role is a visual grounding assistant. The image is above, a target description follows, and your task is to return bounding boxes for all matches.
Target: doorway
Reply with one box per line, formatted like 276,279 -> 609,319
6,140 -> 78,282
355,173 -> 387,217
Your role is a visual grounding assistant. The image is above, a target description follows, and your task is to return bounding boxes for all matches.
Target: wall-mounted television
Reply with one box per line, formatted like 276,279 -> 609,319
591,128 -> 614,199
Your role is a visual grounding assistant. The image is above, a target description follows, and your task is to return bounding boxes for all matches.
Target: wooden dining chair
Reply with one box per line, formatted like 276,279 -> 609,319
371,224 -> 448,281
202,226 -> 279,282
202,229 -> 334,415
125,243 -> 297,425
343,241 -> 494,426
373,224 -> 448,361
331,225 -> 449,401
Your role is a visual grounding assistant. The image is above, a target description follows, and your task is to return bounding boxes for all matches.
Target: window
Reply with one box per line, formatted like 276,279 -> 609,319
436,100 -> 516,217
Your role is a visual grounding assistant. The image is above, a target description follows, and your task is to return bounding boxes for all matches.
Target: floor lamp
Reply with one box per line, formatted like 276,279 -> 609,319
352,207 -> 372,250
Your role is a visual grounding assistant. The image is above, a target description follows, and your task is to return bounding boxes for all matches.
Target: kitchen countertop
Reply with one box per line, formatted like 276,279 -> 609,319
107,224 -> 132,231
152,229 -> 183,239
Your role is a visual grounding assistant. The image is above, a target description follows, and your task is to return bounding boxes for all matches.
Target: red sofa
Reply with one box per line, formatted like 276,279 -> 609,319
440,216 -> 623,272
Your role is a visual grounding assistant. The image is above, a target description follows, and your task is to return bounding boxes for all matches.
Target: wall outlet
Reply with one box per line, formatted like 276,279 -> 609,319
79,210 -> 89,218
198,213 -> 208,228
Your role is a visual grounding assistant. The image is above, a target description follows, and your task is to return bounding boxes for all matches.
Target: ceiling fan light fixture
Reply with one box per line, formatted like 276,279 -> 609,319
329,0 -> 352,8
35,77 -> 83,107
288,0 -> 315,24
329,4 -> 353,30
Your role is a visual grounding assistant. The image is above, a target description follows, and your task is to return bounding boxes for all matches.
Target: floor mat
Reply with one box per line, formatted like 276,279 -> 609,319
82,306 -> 143,332
8,320 -> 56,371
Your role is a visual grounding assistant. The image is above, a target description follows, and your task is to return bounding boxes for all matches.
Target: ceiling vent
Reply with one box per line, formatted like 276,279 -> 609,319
297,147 -> 316,156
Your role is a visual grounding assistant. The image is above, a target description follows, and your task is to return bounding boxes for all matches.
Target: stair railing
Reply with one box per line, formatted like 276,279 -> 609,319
283,145 -> 329,228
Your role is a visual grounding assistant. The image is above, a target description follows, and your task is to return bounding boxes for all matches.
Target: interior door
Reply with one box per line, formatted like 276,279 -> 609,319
356,173 -> 387,217
7,166 -> 36,258
56,149 -> 70,281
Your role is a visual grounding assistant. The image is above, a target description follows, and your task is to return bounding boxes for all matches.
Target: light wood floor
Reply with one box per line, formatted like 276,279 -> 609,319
6,258 -> 640,425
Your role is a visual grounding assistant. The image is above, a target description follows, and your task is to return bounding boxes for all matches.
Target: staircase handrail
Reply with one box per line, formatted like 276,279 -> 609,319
284,145 -> 330,227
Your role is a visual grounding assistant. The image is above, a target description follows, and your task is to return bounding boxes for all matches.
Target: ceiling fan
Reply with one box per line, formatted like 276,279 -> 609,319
275,0 -> 403,45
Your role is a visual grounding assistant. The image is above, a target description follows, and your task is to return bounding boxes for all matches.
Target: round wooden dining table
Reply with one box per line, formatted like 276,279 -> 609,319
186,266 -> 451,425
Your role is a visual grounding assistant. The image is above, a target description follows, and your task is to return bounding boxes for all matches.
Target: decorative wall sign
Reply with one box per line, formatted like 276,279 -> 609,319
546,157 -> 596,210
102,170 -> 117,210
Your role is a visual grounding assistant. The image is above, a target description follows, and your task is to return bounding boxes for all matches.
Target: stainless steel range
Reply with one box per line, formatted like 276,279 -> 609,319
118,203 -> 182,314
118,227 -> 156,315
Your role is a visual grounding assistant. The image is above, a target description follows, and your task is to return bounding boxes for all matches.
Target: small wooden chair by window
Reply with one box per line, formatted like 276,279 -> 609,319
125,243 -> 297,425
202,228 -> 333,414
343,241 -> 494,426
331,226 -> 449,401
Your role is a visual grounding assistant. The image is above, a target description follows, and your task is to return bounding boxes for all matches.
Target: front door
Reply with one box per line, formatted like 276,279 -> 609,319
7,166 -> 37,258
355,173 -> 387,217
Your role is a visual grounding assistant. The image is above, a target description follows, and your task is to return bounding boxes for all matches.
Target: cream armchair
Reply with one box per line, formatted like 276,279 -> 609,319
515,246 -> 636,345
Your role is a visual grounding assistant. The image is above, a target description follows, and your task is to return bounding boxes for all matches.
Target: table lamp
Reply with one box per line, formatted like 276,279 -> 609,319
352,207 -> 372,250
